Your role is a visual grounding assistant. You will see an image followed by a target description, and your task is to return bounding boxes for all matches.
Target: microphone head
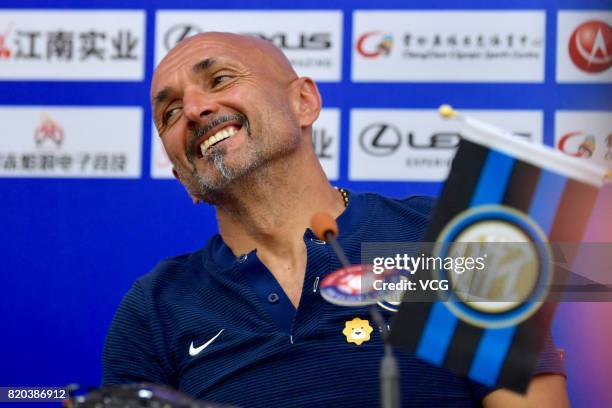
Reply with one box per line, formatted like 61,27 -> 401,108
310,211 -> 338,241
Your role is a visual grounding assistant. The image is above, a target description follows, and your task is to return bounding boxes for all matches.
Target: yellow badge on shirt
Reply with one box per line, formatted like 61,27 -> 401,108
343,317 -> 373,345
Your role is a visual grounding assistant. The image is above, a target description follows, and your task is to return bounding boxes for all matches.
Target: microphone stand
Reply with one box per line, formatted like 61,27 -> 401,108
322,229 -> 401,408
369,305 -> 400,408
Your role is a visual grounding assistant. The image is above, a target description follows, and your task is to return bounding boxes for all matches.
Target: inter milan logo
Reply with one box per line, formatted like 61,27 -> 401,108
434,205 -> 552,329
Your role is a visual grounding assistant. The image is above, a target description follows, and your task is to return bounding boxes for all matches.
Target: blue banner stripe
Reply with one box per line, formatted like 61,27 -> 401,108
466,149 -> 516,385
418,149 -> 515,375
470,149 -> 515,206
464,169 -> 567,387
528,169 -> 567,235
469,326 -> 517,386
416,302 -> 459,365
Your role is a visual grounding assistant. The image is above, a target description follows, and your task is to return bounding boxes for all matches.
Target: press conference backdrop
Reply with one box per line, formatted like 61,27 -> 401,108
0,0 -> 610,406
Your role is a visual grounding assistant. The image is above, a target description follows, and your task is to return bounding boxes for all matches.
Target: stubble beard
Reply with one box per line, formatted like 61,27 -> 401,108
180,112 -> 302,206
192,140 -> 267,205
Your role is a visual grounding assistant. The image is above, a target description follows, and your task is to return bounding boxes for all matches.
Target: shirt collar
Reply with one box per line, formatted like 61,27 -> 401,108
204,189 -> 367,271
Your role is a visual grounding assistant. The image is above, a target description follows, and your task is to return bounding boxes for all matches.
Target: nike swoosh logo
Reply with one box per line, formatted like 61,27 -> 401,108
189,329 -> 224,356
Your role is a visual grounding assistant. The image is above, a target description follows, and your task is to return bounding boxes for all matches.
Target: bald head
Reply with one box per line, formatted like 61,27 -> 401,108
175,32 -> 294,73
153,32 -> 297,99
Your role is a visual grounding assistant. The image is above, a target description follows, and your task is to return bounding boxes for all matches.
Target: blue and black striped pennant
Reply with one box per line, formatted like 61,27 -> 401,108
390,138 -> 599,393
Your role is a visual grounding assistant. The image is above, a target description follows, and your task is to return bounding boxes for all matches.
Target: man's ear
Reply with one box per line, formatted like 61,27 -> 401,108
293,77 -> 322,128
172,168 -> 200,205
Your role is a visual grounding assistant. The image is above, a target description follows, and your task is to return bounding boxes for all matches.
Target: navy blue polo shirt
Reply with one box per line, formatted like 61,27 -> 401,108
103,191 -> 564,407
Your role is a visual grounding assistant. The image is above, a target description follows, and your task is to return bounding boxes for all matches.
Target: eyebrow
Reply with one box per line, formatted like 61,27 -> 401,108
153,87 -> 171,108
192,58 -> 217,74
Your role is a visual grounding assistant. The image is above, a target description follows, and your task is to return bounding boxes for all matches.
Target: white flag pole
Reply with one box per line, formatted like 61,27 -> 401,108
438,104 -> 611,188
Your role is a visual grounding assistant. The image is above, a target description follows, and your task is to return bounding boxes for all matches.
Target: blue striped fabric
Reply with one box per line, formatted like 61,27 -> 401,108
102,191 -> 564,408
416,302 -> 459,365
465,150 -> 516,386
416,149 -> 518,385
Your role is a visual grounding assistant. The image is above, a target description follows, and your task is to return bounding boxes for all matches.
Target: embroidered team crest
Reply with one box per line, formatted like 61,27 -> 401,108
320,265 -> 379,307
320,264 -> 405,311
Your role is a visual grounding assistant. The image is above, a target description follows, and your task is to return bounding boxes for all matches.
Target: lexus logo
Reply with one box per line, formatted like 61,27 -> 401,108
359,123 -> 402,156
359,123 -> 463,156
245,32 -> 331,50
568,20 -> 612,73
164,24 -> 203,50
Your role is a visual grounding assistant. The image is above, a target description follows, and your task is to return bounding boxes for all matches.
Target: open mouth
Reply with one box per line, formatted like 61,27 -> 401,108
194,123 -> 243,159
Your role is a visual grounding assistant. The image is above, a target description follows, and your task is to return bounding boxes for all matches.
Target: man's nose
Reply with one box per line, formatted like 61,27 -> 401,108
183,88 -> 220,127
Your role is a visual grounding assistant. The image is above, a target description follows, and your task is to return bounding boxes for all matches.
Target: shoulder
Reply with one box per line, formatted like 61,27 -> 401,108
362,192 -> 436,228
135,247 -> 209,300
106,249 -> 206,326
103,252 -> 209,385
363,192 -> 436,218
348,191 -> 436,241
396,194 -> 436,217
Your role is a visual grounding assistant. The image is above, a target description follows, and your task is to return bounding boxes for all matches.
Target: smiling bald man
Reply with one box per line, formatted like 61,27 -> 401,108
102,32 -> 569,408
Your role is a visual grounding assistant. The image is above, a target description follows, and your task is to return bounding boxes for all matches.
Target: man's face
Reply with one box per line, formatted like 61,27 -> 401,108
151,33 -> 301,203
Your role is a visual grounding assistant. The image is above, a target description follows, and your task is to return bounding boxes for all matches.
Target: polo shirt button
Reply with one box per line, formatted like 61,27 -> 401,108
267,293 -> 280,304
310,238 -> 326,245
237,254 -> 248,263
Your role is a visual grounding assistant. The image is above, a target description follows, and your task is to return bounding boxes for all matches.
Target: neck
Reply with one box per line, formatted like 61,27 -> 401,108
215,149 -> 344,260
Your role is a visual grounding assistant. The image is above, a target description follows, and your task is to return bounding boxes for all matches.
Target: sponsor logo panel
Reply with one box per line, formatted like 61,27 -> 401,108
155,11 -> 342,81
557,11 -> 612,83
554,111 -> 611,169
0,107 -> 142,178
0,10 -> 145,80
349,109 -> 542,181
151,108 -> 340,180
352,11 -> 545,82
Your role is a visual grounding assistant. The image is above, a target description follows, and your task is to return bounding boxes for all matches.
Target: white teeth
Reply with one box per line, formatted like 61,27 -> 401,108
199,126 -> 238,156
